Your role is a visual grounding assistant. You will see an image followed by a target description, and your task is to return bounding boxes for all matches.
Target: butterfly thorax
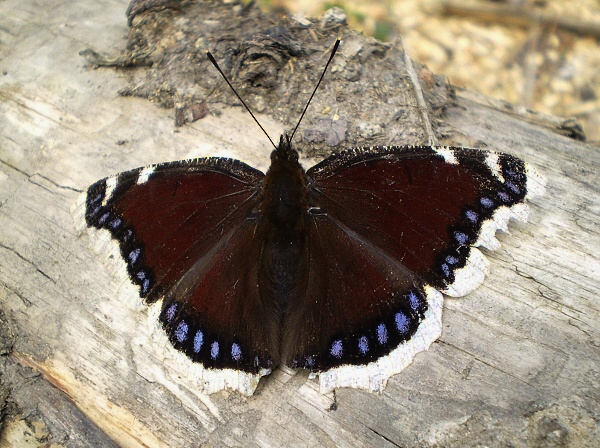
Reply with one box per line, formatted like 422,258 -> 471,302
260,135 -> 309,234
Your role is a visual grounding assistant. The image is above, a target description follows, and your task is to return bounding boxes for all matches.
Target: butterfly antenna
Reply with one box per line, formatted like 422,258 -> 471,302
290,38 -> 341,142
206,51 -> 277,150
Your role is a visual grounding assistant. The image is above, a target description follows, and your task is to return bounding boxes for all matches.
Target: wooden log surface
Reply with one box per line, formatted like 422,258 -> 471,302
0,0 -> 598,447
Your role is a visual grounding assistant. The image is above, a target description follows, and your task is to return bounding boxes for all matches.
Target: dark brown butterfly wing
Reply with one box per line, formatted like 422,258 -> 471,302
307,146 -> 532,290
282,210 -> 443,391
283,146 -> 537,391
158,217 -> 280,372
83,158 -> 278,372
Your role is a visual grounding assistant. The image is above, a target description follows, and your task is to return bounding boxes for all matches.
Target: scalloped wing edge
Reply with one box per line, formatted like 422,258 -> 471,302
316,285 -> 443,394
73,190 -> 267,396
443,162 -> 546,298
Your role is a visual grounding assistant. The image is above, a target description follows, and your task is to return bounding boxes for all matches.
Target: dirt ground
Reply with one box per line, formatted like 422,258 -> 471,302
267,0 -> 600,142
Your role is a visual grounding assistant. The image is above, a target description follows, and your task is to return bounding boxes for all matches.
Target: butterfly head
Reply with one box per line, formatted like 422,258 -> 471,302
271,134 -> 299,164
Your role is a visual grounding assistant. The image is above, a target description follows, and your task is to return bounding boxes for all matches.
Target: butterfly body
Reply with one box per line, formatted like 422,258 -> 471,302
79,138 -> 544,394
248,135 -> 309,364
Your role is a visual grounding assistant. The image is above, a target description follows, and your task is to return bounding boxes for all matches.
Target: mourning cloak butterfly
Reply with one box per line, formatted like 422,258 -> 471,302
76,40 -> 545,396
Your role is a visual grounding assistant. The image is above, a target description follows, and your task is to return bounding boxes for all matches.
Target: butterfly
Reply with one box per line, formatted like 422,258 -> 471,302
77,40 -> 544,395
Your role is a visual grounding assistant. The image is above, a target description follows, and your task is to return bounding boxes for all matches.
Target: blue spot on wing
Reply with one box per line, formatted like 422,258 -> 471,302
481,197 -> 494,208
358,336 -> 369,355
175,321 -> 188,342
408,291 -> 420,310
395,312 -> 409,334
231,343 -> 242,361
211,341 -> 219,359
377,323 -> 388,345
454,231 -> 469,245
330,340 -> 343,358
193,330 -> 203,353
165,304 -> 177,322
128,248 -> 141,264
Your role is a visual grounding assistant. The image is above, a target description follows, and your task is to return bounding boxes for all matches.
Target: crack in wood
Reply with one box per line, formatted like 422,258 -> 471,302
0,243 -> 56,284
438,340 -> 535,387
367,425 -> 402,447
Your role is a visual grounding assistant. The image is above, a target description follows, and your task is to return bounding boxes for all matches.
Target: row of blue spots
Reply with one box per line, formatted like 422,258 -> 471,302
164,303 -> 243,362
329,293 -> 419,359
87,181 -> 153,297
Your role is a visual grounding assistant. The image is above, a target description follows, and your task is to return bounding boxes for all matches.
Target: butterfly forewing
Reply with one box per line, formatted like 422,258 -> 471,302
85,158 -> 264,301
306,146 -> 529,291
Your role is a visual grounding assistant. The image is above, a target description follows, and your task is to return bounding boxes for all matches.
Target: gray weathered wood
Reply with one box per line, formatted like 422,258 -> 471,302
0,0 -> 598,447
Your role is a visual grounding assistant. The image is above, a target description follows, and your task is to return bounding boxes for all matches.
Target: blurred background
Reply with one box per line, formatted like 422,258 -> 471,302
259,0 -> 600,142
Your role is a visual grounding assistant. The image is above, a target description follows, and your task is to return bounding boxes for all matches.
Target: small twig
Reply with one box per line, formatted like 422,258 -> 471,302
440,1 -> 600,38
522,23 -> 543,109
400,37 -> 439,148
79,48 -> 155,67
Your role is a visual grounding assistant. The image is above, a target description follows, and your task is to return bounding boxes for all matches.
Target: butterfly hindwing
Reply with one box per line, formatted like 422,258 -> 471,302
282,211 -> 439,370
159,218 -> 280,372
